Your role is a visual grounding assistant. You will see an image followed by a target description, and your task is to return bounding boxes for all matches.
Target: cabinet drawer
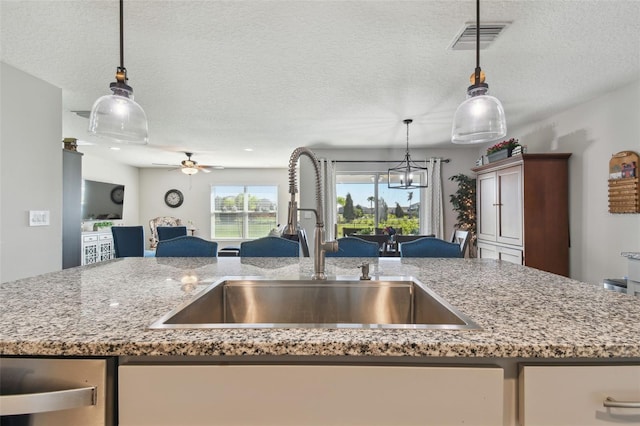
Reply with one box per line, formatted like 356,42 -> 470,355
99,234 -> 113,241
120,364 -> 503,426
519,365 -> 640,425
83,235 -> 98,243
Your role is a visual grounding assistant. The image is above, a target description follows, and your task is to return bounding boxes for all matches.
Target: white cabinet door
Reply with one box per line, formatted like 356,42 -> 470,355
477,242 -> 522,265
498,245 -> 523,265
82,235 -> 99,265
520,365 -> 640,425
496,166 -> 523,246
477,172 -> 498,242
98,234 -> 114,261
119,365 -> 503,426
477,241 -> 499,259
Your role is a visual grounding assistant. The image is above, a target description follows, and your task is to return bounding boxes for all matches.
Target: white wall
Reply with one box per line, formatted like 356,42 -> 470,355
505,79 -> 640,285
81,154 -> 141,229
139,167 -> 290,248
1,63 -> 62,282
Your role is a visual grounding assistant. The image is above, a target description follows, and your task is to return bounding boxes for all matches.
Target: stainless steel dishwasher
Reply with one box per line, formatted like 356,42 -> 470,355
0,357 -> 115,426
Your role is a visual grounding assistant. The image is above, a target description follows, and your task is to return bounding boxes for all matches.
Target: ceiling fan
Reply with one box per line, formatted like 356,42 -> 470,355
153,152 -> 223,175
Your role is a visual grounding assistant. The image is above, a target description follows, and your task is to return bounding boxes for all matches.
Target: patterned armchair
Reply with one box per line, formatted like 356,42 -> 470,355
149,216 -> 183,249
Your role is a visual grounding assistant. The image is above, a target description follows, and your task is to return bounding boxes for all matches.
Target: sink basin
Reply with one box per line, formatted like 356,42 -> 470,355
149,277 -> 480,330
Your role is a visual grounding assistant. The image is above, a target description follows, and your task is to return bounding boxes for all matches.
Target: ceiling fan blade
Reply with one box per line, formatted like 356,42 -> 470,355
152,163 -> 181,167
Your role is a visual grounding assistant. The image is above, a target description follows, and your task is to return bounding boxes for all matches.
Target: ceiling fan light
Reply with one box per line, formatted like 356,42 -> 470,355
451,87 -> 506,144
181,167 -> 198,175
89,84 -> 148,144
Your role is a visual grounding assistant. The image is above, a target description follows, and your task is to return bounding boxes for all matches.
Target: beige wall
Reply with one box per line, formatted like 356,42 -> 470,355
138,167 -> 290,249
1,63 -> 62,282
81,155 -> 141,229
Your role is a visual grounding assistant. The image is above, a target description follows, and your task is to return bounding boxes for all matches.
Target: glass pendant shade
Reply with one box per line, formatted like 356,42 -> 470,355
89,84 -> 148,144
451,87 -> 506,144
451,0 -> 507,145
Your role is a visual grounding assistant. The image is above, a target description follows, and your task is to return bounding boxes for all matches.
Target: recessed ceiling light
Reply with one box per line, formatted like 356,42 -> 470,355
244,148 -> 254,152
110,146 -> 121,151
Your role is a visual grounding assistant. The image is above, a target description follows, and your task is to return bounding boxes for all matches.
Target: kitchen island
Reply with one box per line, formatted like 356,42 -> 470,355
1,257 -> 639,425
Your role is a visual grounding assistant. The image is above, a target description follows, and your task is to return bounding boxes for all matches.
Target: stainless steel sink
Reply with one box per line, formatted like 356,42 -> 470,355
149,277 -> 480,330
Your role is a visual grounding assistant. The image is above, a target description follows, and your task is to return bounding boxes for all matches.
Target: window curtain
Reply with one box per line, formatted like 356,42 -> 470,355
422,158 -> 444,238
319,158 -> 337,240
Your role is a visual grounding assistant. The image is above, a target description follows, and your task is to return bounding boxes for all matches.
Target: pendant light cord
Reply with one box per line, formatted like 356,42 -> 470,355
474,0 -> 481,86
119,0 -> 125,70
406,121 -> 410,154
404,119 -> 413,156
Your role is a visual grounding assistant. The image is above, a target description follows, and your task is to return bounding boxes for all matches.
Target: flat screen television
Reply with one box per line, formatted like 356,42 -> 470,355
81,179 -> 125,220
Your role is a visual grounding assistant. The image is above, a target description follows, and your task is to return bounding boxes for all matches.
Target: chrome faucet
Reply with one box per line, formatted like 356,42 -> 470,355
358,263 -> 371,280
284,147 -> 338,280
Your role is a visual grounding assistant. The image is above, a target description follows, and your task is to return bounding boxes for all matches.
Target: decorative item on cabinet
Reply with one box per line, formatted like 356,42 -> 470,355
93,221 -> 113,231
608,151 -> 639,214
62,137 -> 78,151
486,138 -> 521,163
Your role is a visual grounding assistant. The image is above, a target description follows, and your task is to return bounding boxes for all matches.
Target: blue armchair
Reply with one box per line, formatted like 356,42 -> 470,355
112,226 -> 145,258
239,236 -> 299,257
157,226 -> 188,242
155,236 -> 218,257
325,237 -> 379,257
400,237 -> 463,258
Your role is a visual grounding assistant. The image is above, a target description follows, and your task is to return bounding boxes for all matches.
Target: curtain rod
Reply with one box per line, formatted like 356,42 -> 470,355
326,158 -> 450,164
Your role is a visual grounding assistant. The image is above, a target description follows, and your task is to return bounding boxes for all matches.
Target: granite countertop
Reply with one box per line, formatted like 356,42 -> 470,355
1,257 -> 639,359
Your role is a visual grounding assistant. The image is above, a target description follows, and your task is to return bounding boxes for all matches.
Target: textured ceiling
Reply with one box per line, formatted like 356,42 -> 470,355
1,0 -> 639,168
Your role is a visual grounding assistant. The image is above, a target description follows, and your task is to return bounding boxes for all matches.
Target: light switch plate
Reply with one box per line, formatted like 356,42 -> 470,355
29,210 -> 50,226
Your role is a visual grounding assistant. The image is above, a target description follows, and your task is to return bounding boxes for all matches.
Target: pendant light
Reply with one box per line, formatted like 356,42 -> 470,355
451,0 -> 506,144
89,0 -> 148,144
388,119 -> 428,189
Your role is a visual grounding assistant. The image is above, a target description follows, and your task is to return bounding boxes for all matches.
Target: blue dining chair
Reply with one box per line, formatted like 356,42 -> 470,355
155,236 -> 218,257
112,226 -> 145,258
157,226 -> 188,242
325,237 -> 379,257
400,237 -> 463,258
239,236 -> 299,257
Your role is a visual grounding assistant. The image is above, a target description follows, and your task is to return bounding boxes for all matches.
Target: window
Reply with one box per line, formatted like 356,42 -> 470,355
336,173 -> 421,236
211,185 -> 278,239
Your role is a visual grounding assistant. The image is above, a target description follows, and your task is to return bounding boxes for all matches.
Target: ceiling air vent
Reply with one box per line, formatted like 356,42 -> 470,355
449,22 -> 510,50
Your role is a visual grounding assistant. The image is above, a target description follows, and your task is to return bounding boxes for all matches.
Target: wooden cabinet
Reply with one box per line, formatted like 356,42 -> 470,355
519,364 -> 640,425
81,231 -> 114,265
119,364 -> 504,425
472,154 -> 571,276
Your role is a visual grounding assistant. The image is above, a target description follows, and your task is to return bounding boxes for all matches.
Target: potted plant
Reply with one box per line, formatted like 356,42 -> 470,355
449,174 -> 477,257
486,138 -> 520,162
93,221 -> 113,231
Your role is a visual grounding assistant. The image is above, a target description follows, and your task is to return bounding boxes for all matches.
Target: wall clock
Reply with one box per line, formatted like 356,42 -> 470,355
110,185 -> 125,204
164,189 -> 184,208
